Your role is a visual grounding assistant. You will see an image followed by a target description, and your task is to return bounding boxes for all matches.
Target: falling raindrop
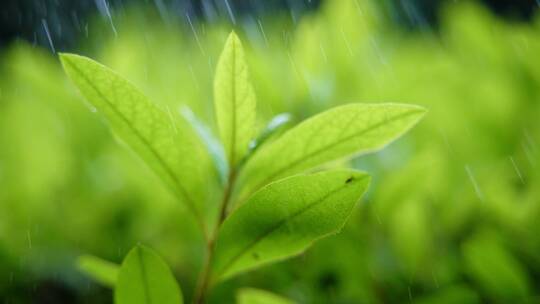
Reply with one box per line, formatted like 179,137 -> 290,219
432,270 -> 439,288
373,207 -> 382,225
223,0 -> 236,25
287,50 -> 302,80
201,0 -> 217,22
188,64 -> 201,92
27,230 -> 32,249
522,142 -> 536,167
465,165 -> 484,202
71,11 -> 81,32
165,105 -> 178,134
257,19 -> 269,47
186,13 -> 206,56
153,0 -> 170,23
94,0 -> 117,37
509,156 -> 525,185
41,19 -> 55,53
320,43 -> 328,63
340,28 -> 354,56
523,129 -> 537,153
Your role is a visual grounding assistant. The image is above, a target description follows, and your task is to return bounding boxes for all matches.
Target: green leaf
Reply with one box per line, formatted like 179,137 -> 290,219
214,32 -> 256,168
212,170 -> 370,282
236,103 -> 425,203
59,54 -> 212,228
77,255 -> 119,288
115,245 -> 183,304
237,288 -> 295,304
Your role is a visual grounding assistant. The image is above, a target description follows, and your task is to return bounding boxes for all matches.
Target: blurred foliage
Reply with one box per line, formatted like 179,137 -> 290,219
1,0 -> 540,303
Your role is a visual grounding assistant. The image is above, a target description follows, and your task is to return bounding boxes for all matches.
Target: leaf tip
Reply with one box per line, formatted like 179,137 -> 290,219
58,53 -> 89,75
123,243 -> 146,260
411,105 -> 428,127
417,105 -> 429,115
134,242 -> 148,253
226,30 -> 242,47
397,103 -> 428,128
58,52 -> 73,68
58,52 -> 77,64
130,243 -> 162,259
59,53 -> 98,70
228,30 -> 238,39
411,104 -> 428,117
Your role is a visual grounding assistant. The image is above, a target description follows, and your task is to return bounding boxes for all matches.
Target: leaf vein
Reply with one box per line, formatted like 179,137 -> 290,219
64,58 -> 201,221
229,37 -> 237,166
217,175 -> 368,277
249,109 -> 422,196
136,248 -> 152,304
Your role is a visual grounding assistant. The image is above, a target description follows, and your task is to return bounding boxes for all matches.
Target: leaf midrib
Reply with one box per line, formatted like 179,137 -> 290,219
64,57 -> 200,219
136,248 -> 152,304
229,37 -> 237,166
216,175 -> 368,279
248,109 -> 422,197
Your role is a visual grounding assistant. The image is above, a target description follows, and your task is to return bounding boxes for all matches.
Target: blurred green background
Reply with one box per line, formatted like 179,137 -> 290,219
1,0 -> 540,303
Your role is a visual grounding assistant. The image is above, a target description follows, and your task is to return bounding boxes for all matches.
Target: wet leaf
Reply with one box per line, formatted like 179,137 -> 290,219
212,170 -> 370,282
236,103 -> 425,203
60,54 -> 213,228
214,32 -> 256,168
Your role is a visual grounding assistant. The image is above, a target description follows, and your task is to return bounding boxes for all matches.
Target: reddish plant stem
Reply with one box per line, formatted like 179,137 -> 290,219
192,169 -> 237,304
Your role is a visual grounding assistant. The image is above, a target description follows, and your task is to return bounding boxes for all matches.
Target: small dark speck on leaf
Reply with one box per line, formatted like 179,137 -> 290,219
345,177 -> 354,184
252,252 -> 260,260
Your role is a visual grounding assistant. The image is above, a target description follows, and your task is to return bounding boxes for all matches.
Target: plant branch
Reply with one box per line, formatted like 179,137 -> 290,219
192,239 -> 214,304
192,168 -> 237,304
218,169 -> 237,224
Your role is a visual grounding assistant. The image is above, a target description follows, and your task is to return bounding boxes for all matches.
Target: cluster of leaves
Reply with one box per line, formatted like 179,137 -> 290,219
1,0 -> 540,303
59,31 -> 424,303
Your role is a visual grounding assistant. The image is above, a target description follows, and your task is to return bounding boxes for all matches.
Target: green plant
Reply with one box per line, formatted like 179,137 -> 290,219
59,31 -> 425,304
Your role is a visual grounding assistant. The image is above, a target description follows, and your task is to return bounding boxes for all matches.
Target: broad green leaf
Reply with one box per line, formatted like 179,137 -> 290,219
214,32 -> 256,167
237,288 -> 295,304
77,255 -> 119,288
60,54 -> 213,226
115,245 -> 183,304
235,103 -> 425,203
212,170 -> 370,282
